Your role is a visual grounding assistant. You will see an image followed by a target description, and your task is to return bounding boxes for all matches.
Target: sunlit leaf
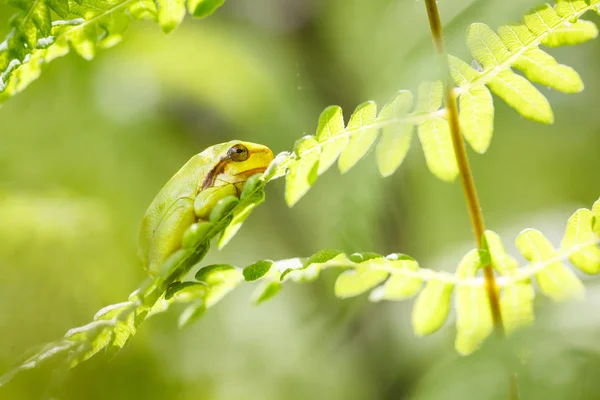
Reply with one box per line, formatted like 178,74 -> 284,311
499,25 -> 584,93
516,229 -> 584,301
187,0 -> 226,18
285,136 -> 320,206
243,260 -> 274,281
315,106 -> 347,175
252,281 -> 282,305
488,70 -> 553,124
454,249 -> 493,355
334,265 -> 388,298
501,283 -> 535,335
375,91 -> 415,177
561,209 -> 600,274
412,279 -> 454,336
338,101 -> 378,174
157,0 -> 186,33
369,255 -> 422,302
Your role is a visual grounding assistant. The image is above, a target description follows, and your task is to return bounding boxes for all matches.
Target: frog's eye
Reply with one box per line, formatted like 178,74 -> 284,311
228,144 -> 249,162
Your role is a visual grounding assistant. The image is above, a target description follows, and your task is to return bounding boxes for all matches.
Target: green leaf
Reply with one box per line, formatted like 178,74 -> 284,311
543,20 -> 598,47
262,151 -> 291,181
8,0 -> 52,48
488,70 -> 554,124
458,85 -> 494,153
195,264 -> 239,284
157,0 -> 186,33
369,255 -> 422,302
187,0 -> 226,18
467,23 -> 512,69
252,281 -> 282,305
413,81 -> 458,182
165,281 -> 206,300
218,187 -> 265,249
555,0 -> 588,17
285,136 -> 320,206
501,283 -> 535,335
49,0 -> 70,17
201,266 -> 242,308
415,81 -> 444,113
454,249 -> 493,355
523,5 -> 562,37
178,301 -> 206,328
412,279 -> 454,336
243,260 -> 274,281
417,117 -> 458,182
105,310 -> 136,358
65,321 -> 114,367
1,0 -> 158,102
306,248 -> 344,264
449,55 -> 480,86
516,229 -> 584,301
375,90 -> 415,177
499,25 -> 584,93
338,101 -> 378,174
482,230 -> 519,275
315,106 -> 347,175
279,250 -> 343,281
334,265 -> 388,299
593,198 -> 600,236
561,209 -> 600,274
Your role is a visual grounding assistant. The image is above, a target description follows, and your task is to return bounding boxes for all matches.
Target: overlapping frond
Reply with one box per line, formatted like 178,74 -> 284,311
279,82 -> 460,206
0,0 -> 227,103
258,3 -> 600,208
451,0 -> 599,151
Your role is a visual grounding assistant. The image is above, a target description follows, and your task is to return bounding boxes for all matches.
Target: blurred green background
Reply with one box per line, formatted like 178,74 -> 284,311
1,0 -> 600,399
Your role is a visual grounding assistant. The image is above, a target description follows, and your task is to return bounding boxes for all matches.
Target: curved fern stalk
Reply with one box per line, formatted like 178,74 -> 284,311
283,82 -> 463,206
0,170 -> 271,388
2,195 -> 598,385
451,0 -> 600,153
0,0 -> 227,103
166,196 -> 600,355
167,196 -> 600,355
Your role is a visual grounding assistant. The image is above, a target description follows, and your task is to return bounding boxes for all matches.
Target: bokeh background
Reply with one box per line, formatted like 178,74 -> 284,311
1,0 -> 600,399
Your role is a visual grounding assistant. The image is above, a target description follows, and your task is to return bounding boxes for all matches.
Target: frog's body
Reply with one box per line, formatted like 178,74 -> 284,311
139,141 -> 274,276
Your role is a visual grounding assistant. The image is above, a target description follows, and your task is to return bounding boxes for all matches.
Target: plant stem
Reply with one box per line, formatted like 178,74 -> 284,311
422,1 -> 519,399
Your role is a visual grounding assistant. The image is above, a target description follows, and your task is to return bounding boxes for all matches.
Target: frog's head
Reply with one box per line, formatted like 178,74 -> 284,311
207,141 -> 274,191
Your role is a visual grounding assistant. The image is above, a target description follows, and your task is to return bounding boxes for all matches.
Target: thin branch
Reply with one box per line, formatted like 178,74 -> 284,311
422,1 -> 518,399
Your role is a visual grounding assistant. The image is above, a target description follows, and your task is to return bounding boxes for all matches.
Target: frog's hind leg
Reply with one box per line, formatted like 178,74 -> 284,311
147,197 -> 195,277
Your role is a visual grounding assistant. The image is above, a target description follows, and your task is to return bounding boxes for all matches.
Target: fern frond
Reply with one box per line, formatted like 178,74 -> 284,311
3,195 -> 599,382
0,0 -> 227,103
453,0 -> 599,136
280,85 -> 456,206
0,171 -> 267,387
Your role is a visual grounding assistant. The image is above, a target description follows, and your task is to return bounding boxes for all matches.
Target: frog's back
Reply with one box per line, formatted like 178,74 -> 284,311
138,142 -> 235,268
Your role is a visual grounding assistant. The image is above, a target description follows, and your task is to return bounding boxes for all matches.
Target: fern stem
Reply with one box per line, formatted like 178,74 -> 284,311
422,1 -> 519,399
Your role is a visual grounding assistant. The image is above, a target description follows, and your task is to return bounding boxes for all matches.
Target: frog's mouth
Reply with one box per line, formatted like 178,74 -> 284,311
233,165 -> 269,179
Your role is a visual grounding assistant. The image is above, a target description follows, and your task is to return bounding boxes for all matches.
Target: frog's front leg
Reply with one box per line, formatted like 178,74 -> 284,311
193,185 -> 238,220
147,197 -> 196,277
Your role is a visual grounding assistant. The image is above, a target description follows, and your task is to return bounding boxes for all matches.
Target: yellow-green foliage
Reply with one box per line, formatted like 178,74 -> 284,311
276,1 -> 600,206
2,0 -> 600,389
1,193 -> 599,384
0,0 -> 226,102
